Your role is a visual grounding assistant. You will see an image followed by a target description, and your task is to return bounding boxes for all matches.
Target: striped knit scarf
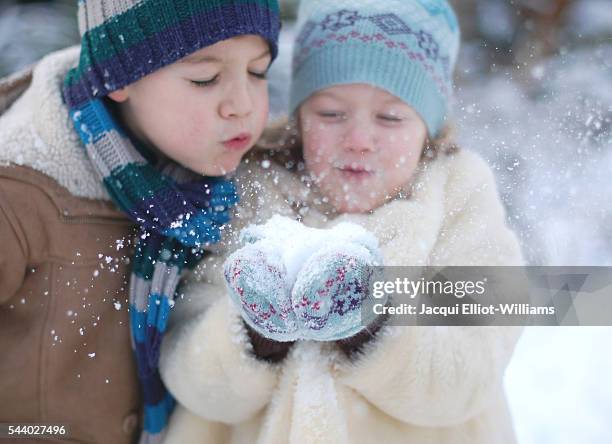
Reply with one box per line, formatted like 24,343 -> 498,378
63,94 -> 238,443
61,1 -> 280,439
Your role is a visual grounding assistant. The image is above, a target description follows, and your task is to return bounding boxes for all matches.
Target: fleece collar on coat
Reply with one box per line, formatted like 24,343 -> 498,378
0,46 -> 111,201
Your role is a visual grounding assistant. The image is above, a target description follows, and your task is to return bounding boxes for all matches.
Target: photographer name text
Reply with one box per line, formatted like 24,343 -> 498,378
372,303 -> 555,316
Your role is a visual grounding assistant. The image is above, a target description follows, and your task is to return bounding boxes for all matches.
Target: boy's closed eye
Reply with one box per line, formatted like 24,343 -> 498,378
248,69 -> 269,80
184,48 -> 271,88
190,75 -> 219,87
189,69 -> 268,88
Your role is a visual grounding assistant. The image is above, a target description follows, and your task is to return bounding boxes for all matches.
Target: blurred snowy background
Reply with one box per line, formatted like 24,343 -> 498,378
1,0 -> 610,442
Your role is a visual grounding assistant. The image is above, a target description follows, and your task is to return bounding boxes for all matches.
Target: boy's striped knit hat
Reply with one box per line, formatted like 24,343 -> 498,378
290,0 -> 460,137
64,0 -> 281,106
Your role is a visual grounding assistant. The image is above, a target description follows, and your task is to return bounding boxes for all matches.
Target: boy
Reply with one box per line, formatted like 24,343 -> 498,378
0,1 -> 280,443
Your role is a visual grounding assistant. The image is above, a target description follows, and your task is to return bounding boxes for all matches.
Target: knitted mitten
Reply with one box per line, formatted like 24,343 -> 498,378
224,243 -> 298,342
291,242 -> 383,341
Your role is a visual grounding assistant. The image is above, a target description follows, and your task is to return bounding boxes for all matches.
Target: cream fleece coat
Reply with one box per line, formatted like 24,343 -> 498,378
159,149 -> 525,444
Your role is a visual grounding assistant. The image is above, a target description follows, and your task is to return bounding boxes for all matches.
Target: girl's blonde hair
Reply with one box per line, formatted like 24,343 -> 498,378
421,123 -> 460,162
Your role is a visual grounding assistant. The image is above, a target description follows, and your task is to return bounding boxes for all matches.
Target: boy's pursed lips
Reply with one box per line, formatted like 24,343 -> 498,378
221,132 -> 252,150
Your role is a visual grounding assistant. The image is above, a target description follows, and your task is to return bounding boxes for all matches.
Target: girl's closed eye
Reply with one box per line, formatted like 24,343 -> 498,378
378,114 -> 404,122
377,110 -> 407,123
317,110 -> 347,120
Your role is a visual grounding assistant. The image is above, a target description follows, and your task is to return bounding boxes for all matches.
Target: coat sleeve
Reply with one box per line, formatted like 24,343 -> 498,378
159,276 -> 282,424
336,325 -> 522,427
335,150 -> 525,426
427,150 -> 524,267
0,178 -> 28,305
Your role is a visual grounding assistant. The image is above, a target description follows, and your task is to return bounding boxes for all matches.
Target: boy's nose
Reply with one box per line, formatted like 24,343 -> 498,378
220,83 -> 253,119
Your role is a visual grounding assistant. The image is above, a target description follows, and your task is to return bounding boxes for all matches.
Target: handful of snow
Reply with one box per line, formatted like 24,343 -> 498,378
239,215 -> 381,285
224,215 -> 384,342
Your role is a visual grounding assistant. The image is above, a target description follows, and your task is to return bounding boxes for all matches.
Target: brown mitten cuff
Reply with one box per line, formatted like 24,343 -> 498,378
243,321 -> 295,364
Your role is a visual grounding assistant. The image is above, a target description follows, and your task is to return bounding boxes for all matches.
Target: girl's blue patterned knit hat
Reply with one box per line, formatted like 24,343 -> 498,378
290,0 -> 460,137
64,0 -> 281,107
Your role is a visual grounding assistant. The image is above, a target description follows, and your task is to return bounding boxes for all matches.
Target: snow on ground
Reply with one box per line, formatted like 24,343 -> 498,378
506,327 -> 612,444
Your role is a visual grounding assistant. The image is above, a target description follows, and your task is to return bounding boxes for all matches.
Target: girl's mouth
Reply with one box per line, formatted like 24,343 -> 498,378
336,165 -> 375,180
222,133 -> 252,151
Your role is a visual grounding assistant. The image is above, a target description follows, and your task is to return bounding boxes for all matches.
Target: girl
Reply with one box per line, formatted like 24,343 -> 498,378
160,1 -> 524,443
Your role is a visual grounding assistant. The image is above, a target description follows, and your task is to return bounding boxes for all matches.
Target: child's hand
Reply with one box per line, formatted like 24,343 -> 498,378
224,243 -> 299,342
291,242 -> 384,341
225,216 -> 385,343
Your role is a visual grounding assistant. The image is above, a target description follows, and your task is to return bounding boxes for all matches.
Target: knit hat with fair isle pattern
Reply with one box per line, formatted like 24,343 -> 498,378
290,0 -> 460,137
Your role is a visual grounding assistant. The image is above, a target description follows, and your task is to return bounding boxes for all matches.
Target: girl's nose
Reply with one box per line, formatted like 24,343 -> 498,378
343,121 -> 375,153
